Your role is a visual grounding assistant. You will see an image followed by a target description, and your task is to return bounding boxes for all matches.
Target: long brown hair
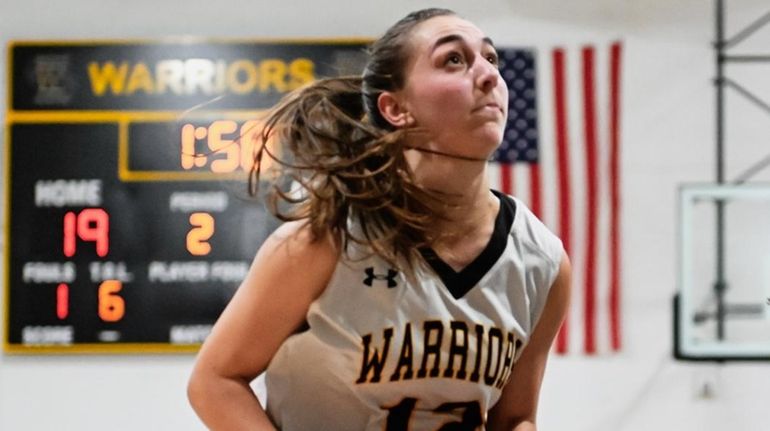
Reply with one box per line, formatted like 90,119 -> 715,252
252,8 -> 456,268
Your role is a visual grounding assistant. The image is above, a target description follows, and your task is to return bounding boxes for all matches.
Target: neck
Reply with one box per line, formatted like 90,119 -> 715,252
405,148 -> 497,237
414,161 -> 499,238
439,187 -> 498,231
406,146 -> 488,195
404,145 -> 489,162
428,184 -> 499,269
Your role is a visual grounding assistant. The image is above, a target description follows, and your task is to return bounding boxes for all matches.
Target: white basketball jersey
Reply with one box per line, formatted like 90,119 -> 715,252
265,191 -> 563,431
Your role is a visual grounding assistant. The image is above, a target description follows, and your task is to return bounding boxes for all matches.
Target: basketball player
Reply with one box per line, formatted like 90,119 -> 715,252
188,8 -> 571,431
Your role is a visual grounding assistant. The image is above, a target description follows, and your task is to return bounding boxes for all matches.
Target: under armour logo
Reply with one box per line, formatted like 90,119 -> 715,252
363,267 -> 398,288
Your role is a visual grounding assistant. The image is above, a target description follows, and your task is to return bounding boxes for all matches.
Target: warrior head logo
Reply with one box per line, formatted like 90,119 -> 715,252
33,54 -> 72,105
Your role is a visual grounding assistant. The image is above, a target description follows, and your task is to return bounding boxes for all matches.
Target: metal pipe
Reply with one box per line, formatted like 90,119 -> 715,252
715,0 -> 727,341
723,78 -> 770,117
723,9 -> 770,49
724,55 -> 770,62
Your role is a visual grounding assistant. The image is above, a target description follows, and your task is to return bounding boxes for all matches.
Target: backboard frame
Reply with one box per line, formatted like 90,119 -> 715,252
675,183 -> 770,361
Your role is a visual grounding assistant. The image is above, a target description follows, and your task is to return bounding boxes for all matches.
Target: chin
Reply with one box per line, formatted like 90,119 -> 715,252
475,129 -> 505,152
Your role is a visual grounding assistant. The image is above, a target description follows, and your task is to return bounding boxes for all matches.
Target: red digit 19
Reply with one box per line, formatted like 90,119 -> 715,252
63,208 -> 109,257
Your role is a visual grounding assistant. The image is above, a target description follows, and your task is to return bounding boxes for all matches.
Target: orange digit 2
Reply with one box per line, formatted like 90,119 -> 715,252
187,212 -> 215,256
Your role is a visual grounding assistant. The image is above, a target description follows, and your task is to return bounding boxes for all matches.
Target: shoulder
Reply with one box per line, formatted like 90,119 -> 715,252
251,220 -> 341,295
496,193 -> 566,322
503,193 -> 563,268
262,220 -> 340,261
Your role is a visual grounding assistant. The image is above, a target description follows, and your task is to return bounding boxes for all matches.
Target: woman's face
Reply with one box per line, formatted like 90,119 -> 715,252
395,15 -> 508,160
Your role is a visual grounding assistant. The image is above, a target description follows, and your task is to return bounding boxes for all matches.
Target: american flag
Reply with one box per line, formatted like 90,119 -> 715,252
490,44 -> 623,355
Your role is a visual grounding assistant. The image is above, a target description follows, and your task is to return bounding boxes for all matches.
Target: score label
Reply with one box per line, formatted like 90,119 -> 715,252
6,40 -> 369,353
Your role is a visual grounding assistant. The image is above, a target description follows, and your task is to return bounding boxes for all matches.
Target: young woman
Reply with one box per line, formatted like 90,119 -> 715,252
188,8 -> 571,431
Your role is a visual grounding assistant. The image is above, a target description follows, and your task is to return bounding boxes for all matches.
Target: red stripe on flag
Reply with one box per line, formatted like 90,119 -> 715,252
582,46 -> 598,354
500,163 -> 513,195
552,48 -> 571,354
529,164 -> 542,217
609,42 -> 623,352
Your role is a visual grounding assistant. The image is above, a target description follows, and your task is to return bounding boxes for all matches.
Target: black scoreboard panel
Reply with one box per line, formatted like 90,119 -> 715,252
4,40 -> 369,353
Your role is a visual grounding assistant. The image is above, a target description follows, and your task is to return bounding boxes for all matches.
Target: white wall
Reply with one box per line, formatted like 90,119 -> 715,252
2,1 -> 770,430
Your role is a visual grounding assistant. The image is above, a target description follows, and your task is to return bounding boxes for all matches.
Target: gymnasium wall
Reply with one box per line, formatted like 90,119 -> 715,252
1,1 -> 769,430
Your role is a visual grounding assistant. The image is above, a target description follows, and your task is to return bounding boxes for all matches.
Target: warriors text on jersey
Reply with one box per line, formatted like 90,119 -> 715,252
265,191 -> 564,430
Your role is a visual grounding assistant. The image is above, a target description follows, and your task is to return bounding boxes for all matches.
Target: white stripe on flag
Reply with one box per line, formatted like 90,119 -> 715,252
566,44 -> 588,354
594,43 -> 612,355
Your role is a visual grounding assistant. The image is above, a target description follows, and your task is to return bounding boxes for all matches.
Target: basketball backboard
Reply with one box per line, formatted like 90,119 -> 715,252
675,184 -> 770,361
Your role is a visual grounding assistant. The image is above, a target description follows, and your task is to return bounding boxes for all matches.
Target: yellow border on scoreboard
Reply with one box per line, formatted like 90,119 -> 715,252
116,112 -> 266,182
7,110 -> 268,182
3,37 -> 371,354
117,123 -> 243,182
3,111 -> 13,354
4,343 -> 201,355
8,37 -> 372,47
4,40 -> 13,352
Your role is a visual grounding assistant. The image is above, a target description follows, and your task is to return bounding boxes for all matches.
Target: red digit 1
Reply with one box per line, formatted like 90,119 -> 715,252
56,283 -> 69,320
63,212 -> 77,257
63,208 -> 110,257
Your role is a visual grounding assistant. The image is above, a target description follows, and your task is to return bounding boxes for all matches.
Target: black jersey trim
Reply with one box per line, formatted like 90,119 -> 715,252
419,190 -> 516,299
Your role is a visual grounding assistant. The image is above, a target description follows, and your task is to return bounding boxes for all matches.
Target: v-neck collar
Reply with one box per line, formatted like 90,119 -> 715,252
419,190 -> 516,299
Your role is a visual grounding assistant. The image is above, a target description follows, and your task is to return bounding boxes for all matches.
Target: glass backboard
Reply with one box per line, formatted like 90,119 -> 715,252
675,184 -> 770,361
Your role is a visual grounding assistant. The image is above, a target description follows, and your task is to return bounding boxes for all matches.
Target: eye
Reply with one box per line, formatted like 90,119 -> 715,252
485,53 -> 499,66
444,52 -> 465,66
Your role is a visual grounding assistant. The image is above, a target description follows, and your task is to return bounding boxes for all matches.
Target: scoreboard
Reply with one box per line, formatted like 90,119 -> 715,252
4,40 -> 369,353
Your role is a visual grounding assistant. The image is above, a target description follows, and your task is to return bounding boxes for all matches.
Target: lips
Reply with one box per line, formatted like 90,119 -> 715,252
473,102 -> 503,114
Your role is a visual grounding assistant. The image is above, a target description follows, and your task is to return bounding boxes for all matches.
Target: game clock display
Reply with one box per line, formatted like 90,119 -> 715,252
4,40 -> 368,353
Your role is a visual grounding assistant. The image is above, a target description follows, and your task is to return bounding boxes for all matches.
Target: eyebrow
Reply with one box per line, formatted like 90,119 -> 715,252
431,34 -> 496,53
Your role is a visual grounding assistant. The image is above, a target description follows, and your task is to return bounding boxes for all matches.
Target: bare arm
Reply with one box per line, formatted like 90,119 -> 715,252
187,221 -> 339,430
487,252 -> 572,431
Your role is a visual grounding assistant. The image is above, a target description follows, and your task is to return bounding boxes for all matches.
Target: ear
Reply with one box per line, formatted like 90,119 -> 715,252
377,92 -> 413,128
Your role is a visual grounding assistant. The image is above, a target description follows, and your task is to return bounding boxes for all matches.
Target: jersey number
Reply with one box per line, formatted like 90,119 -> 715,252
385,397 -> 482,430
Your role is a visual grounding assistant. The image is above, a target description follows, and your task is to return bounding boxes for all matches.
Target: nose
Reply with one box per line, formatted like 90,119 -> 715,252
474,57 -> 500,93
